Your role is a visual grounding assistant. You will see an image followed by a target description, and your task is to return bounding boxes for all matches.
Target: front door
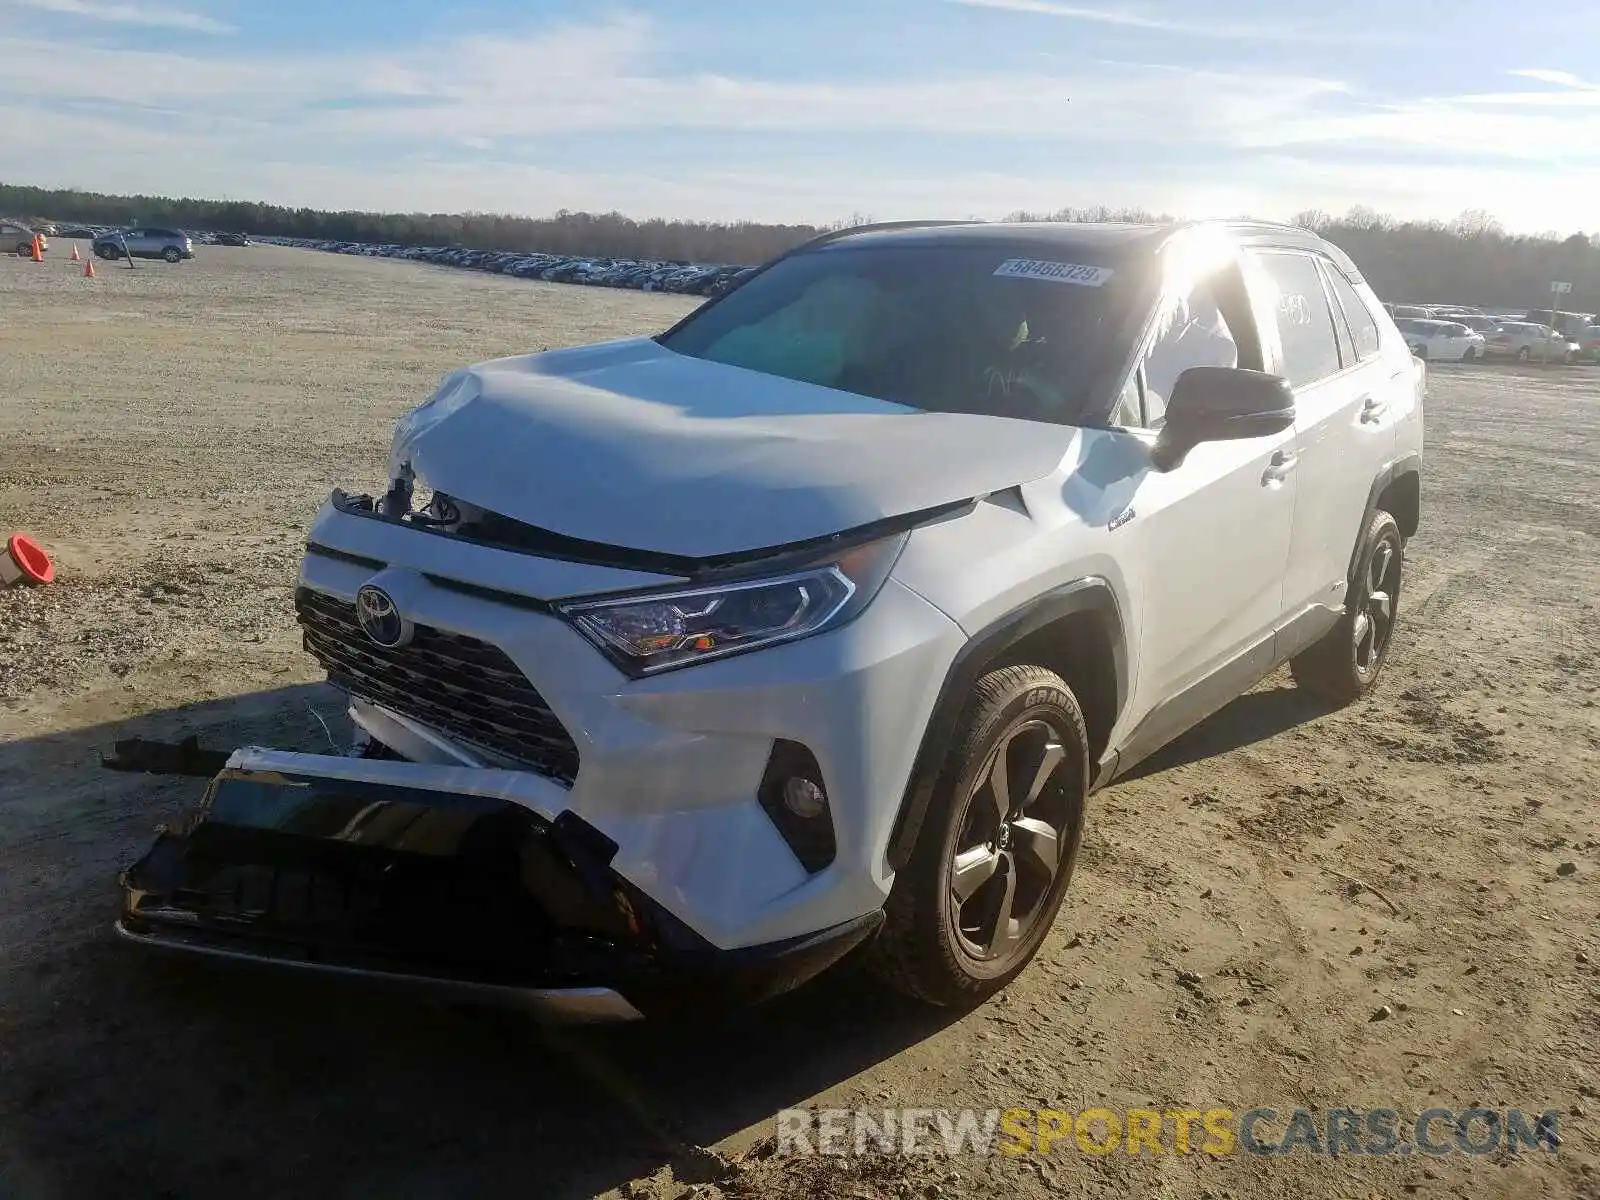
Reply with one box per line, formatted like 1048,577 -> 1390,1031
1109,253 -> 1298,746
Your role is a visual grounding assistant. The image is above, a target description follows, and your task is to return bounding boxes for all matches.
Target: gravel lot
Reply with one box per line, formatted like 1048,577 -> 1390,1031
2,243 -> 1597,1200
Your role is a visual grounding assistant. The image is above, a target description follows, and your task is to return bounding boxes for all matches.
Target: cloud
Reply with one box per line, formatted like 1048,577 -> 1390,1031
0,20 -> 1345,146
1248,69 -> 1600,162
7,0 -> 233,34
945,0 -> 1382,42
0,12 -> 1593,232
1507,68 -> 1600,91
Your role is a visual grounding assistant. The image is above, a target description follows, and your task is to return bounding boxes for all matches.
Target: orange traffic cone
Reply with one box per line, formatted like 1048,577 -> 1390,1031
70,244 -> 80,262
30,235 -> 43,263
84,258 -> 96,278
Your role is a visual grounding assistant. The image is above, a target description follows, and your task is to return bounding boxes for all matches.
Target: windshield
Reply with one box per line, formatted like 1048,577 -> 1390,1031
659,243 -> 1151,426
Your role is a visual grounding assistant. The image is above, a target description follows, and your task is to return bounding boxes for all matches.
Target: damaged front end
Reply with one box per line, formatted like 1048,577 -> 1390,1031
111,340 -> 1004,1017
117,749 -> 881,1021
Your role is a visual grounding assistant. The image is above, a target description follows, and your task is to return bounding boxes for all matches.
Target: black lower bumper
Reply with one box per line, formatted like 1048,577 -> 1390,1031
117,767 -> 881,1020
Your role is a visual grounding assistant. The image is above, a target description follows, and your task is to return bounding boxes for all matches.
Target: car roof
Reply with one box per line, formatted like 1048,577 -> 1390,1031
803,219 -> 1368,281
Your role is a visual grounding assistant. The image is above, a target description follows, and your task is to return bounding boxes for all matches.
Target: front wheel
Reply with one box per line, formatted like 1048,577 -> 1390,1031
869,664 -> 1088,1007
16,241 -> 31,257
1291,509 -> 1403,704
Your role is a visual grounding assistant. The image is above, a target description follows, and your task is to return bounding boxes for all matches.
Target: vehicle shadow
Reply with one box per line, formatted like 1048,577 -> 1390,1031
0,685 -> 958,1200
1115,683 -> 1334,783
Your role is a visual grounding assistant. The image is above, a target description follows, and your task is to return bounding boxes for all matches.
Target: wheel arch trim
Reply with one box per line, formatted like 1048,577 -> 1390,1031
885,577 -> 1127,872
1350,451 -> 1421,581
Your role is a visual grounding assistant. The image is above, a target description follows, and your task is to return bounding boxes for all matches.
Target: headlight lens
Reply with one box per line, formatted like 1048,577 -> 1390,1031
558,534 -> 906,676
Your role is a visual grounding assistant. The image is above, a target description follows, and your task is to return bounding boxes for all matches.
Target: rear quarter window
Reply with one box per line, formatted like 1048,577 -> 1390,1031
1323,268 -> 1383,361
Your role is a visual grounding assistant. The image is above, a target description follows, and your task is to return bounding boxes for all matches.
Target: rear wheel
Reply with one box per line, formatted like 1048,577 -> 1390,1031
1462,346 -> 1478,362
1411,344 -> 1429,360
1291,509 -> 1404,704
869,664 -> 1088,1007
162,246 -> 181,263
1516,346 -> 1531,362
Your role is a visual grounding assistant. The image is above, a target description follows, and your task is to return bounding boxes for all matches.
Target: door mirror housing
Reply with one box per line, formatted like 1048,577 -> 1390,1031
1152,366 -> 1295,471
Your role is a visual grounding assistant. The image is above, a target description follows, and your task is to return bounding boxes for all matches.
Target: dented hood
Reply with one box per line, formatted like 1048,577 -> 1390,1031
391,337 -> 1076,560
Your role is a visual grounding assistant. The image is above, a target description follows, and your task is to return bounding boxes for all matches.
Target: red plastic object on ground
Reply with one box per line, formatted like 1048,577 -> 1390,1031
2,534 -> 54,586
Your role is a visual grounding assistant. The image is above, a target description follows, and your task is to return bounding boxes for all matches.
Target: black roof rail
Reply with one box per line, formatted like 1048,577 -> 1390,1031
1171,217 -> 1310,237
791,219 -> 982,252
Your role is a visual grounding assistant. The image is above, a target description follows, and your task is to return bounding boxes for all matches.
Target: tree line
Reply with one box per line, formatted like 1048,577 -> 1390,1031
4,181 -> 1594,313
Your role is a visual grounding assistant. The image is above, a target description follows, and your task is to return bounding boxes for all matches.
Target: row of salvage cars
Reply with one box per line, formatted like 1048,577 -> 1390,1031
1385,301 -> 1598,363
259,236 -> 759,297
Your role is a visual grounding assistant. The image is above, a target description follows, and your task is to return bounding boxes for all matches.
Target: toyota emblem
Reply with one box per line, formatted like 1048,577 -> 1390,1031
355,584 -> 413,649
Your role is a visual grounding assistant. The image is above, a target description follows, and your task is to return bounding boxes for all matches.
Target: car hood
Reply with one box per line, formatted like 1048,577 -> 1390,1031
390,337 -> 1075,560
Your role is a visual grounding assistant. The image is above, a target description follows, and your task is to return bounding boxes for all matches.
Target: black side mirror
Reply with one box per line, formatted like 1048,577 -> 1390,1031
1152,366 -> 1295,471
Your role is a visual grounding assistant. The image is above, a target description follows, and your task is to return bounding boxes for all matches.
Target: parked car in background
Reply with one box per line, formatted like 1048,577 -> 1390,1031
1486,322 -> 1577,363
55,225 -> 96,239
1,220 -> 45,255
1389,304 -> 1434,319
1522,310 -> 1594,338
1393,318 -> 1485,361
92,228 -> 194,262
216,232 -> 252,247
1578,325 -> 1600,362
1455,314 -> 1501,335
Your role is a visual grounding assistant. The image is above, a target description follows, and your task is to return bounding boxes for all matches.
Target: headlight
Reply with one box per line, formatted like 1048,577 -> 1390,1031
557,534 -> 907,676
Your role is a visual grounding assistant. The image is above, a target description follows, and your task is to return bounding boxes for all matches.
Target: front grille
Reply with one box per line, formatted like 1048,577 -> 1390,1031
295,588 -> 580,785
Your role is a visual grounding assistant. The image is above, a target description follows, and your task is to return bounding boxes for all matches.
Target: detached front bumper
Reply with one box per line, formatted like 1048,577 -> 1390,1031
117,755 -> 881,1021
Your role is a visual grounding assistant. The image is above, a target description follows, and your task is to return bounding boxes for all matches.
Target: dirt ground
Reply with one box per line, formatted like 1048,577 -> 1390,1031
1,243 -> 1596,1200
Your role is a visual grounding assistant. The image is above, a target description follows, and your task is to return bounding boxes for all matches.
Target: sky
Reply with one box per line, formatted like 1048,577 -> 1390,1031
0,0 -> 1597,232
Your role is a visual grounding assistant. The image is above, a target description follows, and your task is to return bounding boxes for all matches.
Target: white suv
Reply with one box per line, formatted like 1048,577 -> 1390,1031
118,221 -> 1423,1018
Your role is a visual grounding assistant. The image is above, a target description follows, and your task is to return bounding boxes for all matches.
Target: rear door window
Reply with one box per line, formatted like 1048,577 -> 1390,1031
1250,251 -> 1344,388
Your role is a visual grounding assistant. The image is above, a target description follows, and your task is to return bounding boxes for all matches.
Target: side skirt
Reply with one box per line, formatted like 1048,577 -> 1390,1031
1098,604 -> 1342,785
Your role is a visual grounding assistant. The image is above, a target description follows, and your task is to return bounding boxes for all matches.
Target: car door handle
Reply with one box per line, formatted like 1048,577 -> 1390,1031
1359,396 -> 1387,424
1262,449 -> 1297,484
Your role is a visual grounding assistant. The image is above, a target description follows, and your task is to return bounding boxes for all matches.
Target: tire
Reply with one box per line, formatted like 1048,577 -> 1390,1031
1412,344 -> 1428,360
869,664 -> 1089,1007
162,247 -> 181,263
1462,347 -> 1477,362
1516,346 -> 1531,362
16,241 -> 30,257
1291,509 -> 1404,705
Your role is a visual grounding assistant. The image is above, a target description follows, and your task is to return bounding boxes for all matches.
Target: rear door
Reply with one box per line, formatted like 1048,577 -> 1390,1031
1247,249 -> 1398,628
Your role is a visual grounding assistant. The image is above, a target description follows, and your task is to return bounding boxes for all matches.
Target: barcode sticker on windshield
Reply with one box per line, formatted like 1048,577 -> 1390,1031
993,259 -> 1113,287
